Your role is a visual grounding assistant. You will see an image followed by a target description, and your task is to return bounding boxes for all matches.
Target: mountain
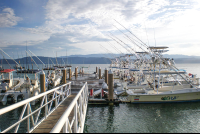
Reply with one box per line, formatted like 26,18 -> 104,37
0,56 -> 111,65
1,54 -> 200,65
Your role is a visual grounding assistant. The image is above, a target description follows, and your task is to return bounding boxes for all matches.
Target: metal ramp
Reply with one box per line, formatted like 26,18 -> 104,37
0,82 -> 89,133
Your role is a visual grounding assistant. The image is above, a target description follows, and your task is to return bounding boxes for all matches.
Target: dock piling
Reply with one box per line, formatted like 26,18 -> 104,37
99,67 -> 101,79
108,70 -> 114,105
75,67 -> 78,79
96,66 -> 98,74
69,67 -> 71,80
105,68 -> 108,84
62,68 -> 67,84
40,70 -> 46,93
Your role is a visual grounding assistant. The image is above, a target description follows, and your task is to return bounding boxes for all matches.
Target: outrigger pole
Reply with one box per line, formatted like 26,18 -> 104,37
113,20 -> 196,88
28,50 -> 45,67
0,48 -> 22,68
25,50 -> 40,70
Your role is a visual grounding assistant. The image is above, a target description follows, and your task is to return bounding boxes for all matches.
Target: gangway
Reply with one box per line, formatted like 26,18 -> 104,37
0,82 -> 89,133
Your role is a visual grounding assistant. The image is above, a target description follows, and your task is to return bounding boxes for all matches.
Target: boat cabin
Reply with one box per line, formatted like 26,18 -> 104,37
0,69 -> 15,87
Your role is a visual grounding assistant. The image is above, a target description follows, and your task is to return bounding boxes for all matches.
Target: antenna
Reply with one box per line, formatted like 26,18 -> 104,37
144,22 -> 149,47
154,28 -> 156,47
26,41 -> 27,69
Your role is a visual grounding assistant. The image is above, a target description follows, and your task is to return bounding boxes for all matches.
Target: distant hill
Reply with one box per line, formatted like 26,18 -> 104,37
0,56 -> 111,65
1,54 -> 200,65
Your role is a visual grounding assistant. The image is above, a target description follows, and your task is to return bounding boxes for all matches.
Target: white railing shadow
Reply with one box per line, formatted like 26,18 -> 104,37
0,82 -> 71,133
50,82 -> 88,133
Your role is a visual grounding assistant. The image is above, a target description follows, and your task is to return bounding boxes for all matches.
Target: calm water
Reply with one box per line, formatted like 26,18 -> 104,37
1,63 -> 200,133
84,63 -> 200,133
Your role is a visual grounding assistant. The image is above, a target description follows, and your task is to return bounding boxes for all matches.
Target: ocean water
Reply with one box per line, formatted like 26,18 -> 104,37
83,63 -> 200,133
1,63 -> 200,133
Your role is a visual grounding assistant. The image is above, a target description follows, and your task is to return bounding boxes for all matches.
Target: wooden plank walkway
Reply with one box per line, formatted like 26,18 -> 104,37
32,93 -> 78,133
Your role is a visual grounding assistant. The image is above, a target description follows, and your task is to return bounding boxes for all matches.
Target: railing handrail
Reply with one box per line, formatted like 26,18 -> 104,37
0,82 -> 71,115
50,82 -> 88,133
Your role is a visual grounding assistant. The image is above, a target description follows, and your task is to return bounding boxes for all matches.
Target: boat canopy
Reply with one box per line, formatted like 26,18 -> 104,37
143,71 -> 186,75
148,46 -> 169,50
0,69 -> 15,73
16,69 -> 41,74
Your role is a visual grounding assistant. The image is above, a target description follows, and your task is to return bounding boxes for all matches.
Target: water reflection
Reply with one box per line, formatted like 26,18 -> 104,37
84,102 -> 200,133
106,106 -> 114,132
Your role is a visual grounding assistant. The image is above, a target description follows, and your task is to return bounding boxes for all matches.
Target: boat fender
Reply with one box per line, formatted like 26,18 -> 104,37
17,94 -> 24,102
34,90 -> 39,96
131,77 -> 135,82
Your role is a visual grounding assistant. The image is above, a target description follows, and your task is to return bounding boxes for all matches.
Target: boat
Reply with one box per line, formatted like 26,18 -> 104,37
48,69 -> 62,88
0,66 -> 42,105
123,46 -> 200,103
0,68 -> 25,105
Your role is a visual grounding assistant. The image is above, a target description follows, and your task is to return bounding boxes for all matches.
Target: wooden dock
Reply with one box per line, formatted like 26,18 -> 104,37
32,91 -> 79,133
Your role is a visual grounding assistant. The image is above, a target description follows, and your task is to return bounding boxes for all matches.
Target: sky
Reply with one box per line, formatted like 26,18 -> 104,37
0,0 -> 200,58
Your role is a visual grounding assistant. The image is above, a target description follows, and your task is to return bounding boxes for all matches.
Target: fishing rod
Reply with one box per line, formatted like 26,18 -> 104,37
113,19 -> 148,48
106,34 -> 137,69
111,25 -> 151,70
107,42 -> 124,56
28,50 -> 45,67
106,33 -> 132,55
55,52 -> 58,66
25,50 -> 39,70
113,24 -> 147,50
107,42 -> 125,66
107,32 -> 140,60
99,44 -> 120,67
0,48 -> 22,68
112,24 -> 148,54
62,58 -> 65,67
0,51 -> 11,69
113,20 -> 196,88
49,58 -> 55,66
99,44 -> 116,59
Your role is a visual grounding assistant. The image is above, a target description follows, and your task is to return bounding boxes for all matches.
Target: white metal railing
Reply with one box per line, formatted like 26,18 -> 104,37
0,82 -> 71,133
51,82 -> 88,133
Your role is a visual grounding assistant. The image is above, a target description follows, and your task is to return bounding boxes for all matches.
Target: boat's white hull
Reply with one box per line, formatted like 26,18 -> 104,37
0,87 -> 40,106
127,88 -> 200,103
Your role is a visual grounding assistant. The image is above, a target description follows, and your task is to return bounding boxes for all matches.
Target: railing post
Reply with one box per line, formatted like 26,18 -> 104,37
79,93 -> 83,126
55,91 -> 58,107
45,95 -> 48,118
101,88 -> 102,99
74,102 -> 77,133
63,120 -> 68,133
27,103 -> 30,133
70,83 -> 71,95
61,87 -> 64,101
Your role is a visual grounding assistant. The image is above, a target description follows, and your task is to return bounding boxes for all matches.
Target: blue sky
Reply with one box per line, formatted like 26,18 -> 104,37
0,0 -> 200,58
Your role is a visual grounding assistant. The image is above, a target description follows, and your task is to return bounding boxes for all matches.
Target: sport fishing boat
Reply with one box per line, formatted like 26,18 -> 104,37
124,46 -> 200,103
0,69 -> 41,105
48,69 -> 62,88
0,68 -> 25,105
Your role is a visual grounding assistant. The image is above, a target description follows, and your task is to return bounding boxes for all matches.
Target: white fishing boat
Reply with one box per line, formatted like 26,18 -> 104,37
123,46 -> 200,103
0,69 -> 24,105
0,69 -> 41,105
48,69 -> 62,87
126,87 -> 200,103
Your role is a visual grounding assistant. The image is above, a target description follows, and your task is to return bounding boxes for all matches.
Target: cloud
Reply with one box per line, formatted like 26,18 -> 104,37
0,8 -> 22,27
1,0 -> 200,57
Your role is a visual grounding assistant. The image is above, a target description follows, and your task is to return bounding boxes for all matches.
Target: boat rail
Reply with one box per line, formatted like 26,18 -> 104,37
0,82 -> 71,133
50,82 -> 88,133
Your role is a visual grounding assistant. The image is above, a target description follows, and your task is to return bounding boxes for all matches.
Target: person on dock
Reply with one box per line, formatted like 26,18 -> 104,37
1,81 -> 9,93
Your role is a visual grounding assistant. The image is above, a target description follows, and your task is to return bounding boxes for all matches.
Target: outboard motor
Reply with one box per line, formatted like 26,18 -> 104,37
17,94 -> 24,102
7,94 -> 15,105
